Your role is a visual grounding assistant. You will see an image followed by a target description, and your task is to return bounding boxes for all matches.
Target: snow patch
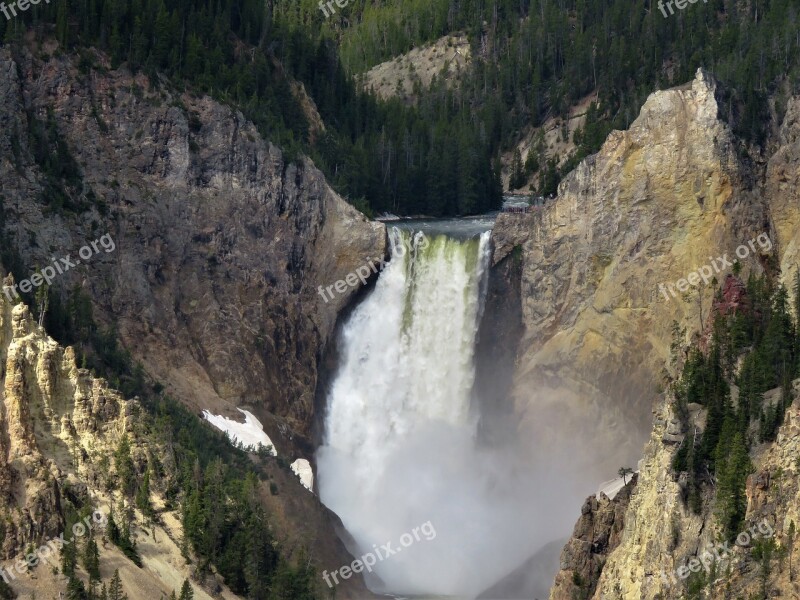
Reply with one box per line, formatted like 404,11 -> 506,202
203,408 -> 276,455
291,459 -> 314,493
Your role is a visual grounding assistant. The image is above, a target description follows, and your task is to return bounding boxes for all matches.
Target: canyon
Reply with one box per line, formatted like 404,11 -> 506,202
1,32 -> 800,600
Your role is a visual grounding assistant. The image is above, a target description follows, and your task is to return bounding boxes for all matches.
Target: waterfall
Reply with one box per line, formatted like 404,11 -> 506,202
317,227 -> 544,597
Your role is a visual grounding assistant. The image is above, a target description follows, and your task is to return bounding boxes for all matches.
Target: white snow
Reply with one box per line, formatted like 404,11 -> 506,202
291,458 -> 314,493
202,408 -> 276,455
203,409 -> 314,493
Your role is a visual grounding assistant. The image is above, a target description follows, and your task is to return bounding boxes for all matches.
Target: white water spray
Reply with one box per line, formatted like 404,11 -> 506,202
317,228 -> 559,597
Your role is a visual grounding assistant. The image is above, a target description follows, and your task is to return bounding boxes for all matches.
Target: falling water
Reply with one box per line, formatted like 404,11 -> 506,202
317,227 -> 551,597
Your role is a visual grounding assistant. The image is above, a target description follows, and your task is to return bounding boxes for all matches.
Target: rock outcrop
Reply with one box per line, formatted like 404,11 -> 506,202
0,284 -> 376,599
550,476 -> 636,600
0,288 -> 182,599
571,379 -> 800,600
356,34 -> 470,103
766,96 -> 800,290
0,285 -> 131,557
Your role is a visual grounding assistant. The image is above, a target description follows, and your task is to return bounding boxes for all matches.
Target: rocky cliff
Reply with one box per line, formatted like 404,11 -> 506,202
0,38 -> 387,598
552,377 -> 800,600
488,68 -> 800,598
549,476 -> 636,600
0,286 -> 379,599
493,69 -> 784,480
0,41 -> 385,455
0,287 -> 129,559
0,288 -> 206,599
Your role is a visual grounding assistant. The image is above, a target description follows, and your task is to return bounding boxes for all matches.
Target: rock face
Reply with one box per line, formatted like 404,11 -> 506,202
474,243 -> 526,444
766,96 -> 800,290
0,43 -> 385,453
570,379 -> 800,600
552,395 -> 700,600
0,41 -> 385,597
517,69 -> 800,599
550,477 -> 636,600
356,34 -> 471,103
0,287 -> 375,599
493,69 -> 782,481
0,286 -> 130,556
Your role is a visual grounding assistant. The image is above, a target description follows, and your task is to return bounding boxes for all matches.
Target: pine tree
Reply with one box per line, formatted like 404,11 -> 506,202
0,577 -> 14,600
108,570 -> 126,600
114,434 -> 136,497
107,507 -> 120,545
794,271 -> 800,376
456,130 -> 480,214
55,0 -> 69,46
509,148 -> 525,190
617,467 -> 633,485
793,272 -> 800,323
789,520 -> 796,582
62,522 -> 78,577
715,432 -> 752,540
761,285 -> 795,389
177,580 -> 193,600
135,469 -> 152,516
67,575 -> 89,600
84,535 -> 101,581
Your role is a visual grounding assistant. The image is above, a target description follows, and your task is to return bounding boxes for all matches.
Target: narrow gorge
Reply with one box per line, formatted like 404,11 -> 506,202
1,13 -> 800,599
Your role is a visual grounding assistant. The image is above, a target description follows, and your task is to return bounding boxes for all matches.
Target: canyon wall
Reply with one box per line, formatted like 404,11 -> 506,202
548,89 -> 800,600
491,71 -> 800,599
0,40 -> 386,597
492,69 -> 783,480
0,287 -> 373,599
0,42 -> 385,457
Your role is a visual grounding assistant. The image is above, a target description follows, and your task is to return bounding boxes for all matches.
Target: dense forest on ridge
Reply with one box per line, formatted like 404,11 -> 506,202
3,0 -> 800,215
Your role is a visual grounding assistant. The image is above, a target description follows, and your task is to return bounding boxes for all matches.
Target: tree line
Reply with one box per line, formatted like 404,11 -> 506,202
671,267 -> 800,541
0,0 -> 502,216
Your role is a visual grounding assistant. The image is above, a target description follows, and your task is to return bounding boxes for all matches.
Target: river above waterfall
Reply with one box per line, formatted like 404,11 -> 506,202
388,213 -> 498,240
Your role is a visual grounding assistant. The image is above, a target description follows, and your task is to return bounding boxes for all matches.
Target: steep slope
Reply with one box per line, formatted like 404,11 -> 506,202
561,378 -> 800,600
0,42 -> 385,454
0,290 -> 229,599
537,73 -> 800,600
766,96 -> 800,291
0,40 -> 388,597
356,34 -> 470,103
492,69 -> 774,479
549,476 -> 636,600
0,286 -> 377,598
